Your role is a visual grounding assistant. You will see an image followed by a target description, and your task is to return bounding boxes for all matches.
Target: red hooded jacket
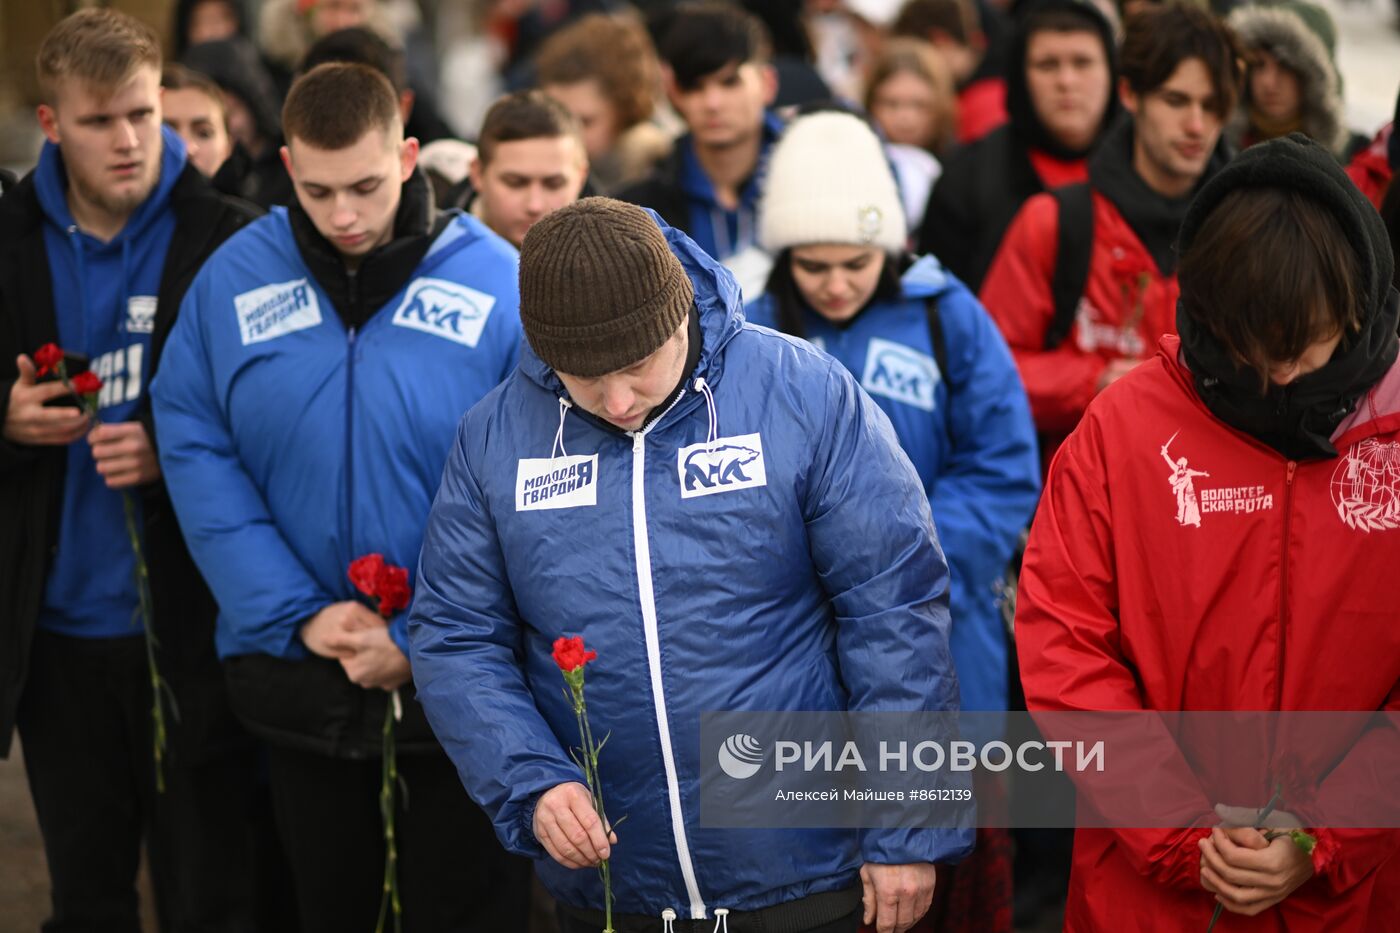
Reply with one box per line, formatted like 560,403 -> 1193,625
1017,336 -> 1400,931
980,189 -> 1179,457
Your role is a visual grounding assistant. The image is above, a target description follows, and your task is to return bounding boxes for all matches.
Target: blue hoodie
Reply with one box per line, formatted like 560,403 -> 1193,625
35,126 -> 185,639
680,111 -> 783,261
747,257 -> 1041,716
409,219 -> 972,921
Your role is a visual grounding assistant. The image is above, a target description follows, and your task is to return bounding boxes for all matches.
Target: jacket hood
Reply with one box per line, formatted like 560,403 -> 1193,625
1227,2 -> 1347,156
1175,133 -> 1400,459
182,36 -> 282,144
898,254 -> 953,300
518,210 -> 746,399
1005,0 -> 1120,160
34,124 -> 188,245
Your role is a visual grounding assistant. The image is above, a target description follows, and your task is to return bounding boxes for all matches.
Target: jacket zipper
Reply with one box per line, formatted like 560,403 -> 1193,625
1276,460 -> 1296,710
629,391 -> 707,920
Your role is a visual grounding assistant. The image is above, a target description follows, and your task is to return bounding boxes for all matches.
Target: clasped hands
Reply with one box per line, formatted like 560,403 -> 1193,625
301,601 -> 411,691
1199,803 -> 1314,918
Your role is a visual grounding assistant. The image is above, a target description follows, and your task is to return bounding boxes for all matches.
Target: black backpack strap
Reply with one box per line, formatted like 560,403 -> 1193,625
1045,182 -> 1094,351
923,295 -> 955,447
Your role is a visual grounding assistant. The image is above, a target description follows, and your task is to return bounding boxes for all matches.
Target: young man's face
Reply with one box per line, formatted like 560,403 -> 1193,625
470,135 -> 588,248
1024,29 -> 1112,152
668,60 -> 775,150
282,125 -> 418,260
543,79 -> 618,161
555,322 -> 689,432
38,65 -> 164,222
789,245 -> 887,322
1123,57 -> 1224,196
163,87 -> 231,178
1248,49 -> 1302,125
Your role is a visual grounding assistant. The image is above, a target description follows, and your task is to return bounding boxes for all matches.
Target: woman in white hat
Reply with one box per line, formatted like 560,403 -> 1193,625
746,108 -> 1040,932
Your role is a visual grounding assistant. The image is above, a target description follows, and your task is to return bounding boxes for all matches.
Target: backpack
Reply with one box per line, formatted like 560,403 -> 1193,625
1044,182 -> 1095,351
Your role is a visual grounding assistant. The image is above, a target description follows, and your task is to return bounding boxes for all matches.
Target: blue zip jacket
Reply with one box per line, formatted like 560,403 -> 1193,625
747,258 -> 1040,715
151,209 -> 521,658
35,127 -> 184,639
408,220 -> 973,921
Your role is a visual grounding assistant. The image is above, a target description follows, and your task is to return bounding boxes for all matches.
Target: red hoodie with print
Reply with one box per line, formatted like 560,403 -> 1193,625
1017,335 -> 1400,931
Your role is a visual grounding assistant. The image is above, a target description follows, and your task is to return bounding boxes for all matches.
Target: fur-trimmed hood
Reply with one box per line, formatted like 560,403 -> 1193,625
1227,2 -> 1347,156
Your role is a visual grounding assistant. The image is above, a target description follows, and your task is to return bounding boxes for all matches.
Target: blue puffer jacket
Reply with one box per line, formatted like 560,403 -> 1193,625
151,209 -> 521,659
408,221 -> 973,922
747,259 -> 1040,716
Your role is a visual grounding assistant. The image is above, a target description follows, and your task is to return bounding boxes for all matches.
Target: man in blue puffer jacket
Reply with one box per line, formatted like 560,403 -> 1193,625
152,64 -> 527,931
409,197 -> 973,933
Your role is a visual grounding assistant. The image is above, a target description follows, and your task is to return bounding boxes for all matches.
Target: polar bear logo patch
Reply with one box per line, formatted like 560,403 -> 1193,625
676,433 -> 767,499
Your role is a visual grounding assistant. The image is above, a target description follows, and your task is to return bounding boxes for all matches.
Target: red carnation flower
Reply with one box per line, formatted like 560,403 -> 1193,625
552,635 -> 597,673
71,371 -> 103,396
34,343 -> 64,377
376,564 -> 411,616
349,554 -> 387,599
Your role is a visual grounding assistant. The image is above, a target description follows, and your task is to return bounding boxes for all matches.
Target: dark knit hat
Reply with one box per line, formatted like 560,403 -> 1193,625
519,198 -> 695,378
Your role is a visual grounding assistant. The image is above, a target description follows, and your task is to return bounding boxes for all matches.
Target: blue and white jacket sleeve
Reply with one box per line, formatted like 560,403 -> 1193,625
802,358 -> 974,865
151,279 -> 332,659
408,416 -> 584,858
930,294 -> 1041,645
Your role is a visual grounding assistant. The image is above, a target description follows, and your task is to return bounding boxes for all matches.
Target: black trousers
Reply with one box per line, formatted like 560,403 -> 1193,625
16,629 -> 271,933
266,743 -> 531,933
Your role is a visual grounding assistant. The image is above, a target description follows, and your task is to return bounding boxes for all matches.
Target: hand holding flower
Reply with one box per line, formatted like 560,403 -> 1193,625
1199,826 -> 1314,918
534,781 -> 617,869
89,422 -> 161,488
3,353 -> 90,446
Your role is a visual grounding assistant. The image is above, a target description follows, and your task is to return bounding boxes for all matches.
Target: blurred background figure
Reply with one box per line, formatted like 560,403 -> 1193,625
172,0 -> 250,59
866,36 -> 959,226
535,13 -> 674,193
162,63 -> 235,179
182,35 -> 293,206
1227,0 -> 1366,159
917,0 -> 1118,292
456,90 -> 592,246
300,25 -> 454,144
892,0 -> 1009,145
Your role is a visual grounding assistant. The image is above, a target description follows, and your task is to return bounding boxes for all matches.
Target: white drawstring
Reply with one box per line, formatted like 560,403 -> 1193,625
660,907 -> 676,932
552,396 -> 573,459
711,907 -> 730,933
694,378 -> 718,449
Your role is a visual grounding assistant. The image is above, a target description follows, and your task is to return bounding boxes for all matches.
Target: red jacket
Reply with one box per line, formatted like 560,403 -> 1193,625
956,77 -> 1008,145
980,189 -> 1179,456
1017,336 -> 1400,931
1345,123 -> 1393,211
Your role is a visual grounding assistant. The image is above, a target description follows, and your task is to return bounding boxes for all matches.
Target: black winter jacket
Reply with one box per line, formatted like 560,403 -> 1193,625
0,163 -> 258,759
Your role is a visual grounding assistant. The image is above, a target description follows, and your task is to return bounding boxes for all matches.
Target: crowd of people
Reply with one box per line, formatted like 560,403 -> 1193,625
1,1 -> 1398,932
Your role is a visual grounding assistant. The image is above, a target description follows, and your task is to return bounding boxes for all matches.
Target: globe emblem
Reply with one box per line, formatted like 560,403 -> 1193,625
717,733 -> 765,780
1330,439 -> 1400,532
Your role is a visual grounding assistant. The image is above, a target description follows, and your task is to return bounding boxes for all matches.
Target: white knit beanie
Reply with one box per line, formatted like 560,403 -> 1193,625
758,111 -> 907,254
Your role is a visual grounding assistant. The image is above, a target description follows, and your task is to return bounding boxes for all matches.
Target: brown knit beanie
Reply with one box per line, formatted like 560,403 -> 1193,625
519,197 -> 695,378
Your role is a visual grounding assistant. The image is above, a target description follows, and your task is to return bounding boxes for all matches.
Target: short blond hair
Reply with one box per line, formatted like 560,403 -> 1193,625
37,9 -> 161,105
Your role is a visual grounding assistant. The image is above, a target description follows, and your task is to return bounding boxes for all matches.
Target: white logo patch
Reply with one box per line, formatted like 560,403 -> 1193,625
861,338 -> 939,411
235,278 -> 322,345
1331,439 -> 1400,532
677,433 -> 767,499
392,277 -> 495,348
1160,431 -> 1272,528
516,455 -> 598,511
125,295 -> 157,334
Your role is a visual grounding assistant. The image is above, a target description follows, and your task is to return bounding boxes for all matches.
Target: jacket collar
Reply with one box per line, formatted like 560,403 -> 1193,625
288,169 -> 441,329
